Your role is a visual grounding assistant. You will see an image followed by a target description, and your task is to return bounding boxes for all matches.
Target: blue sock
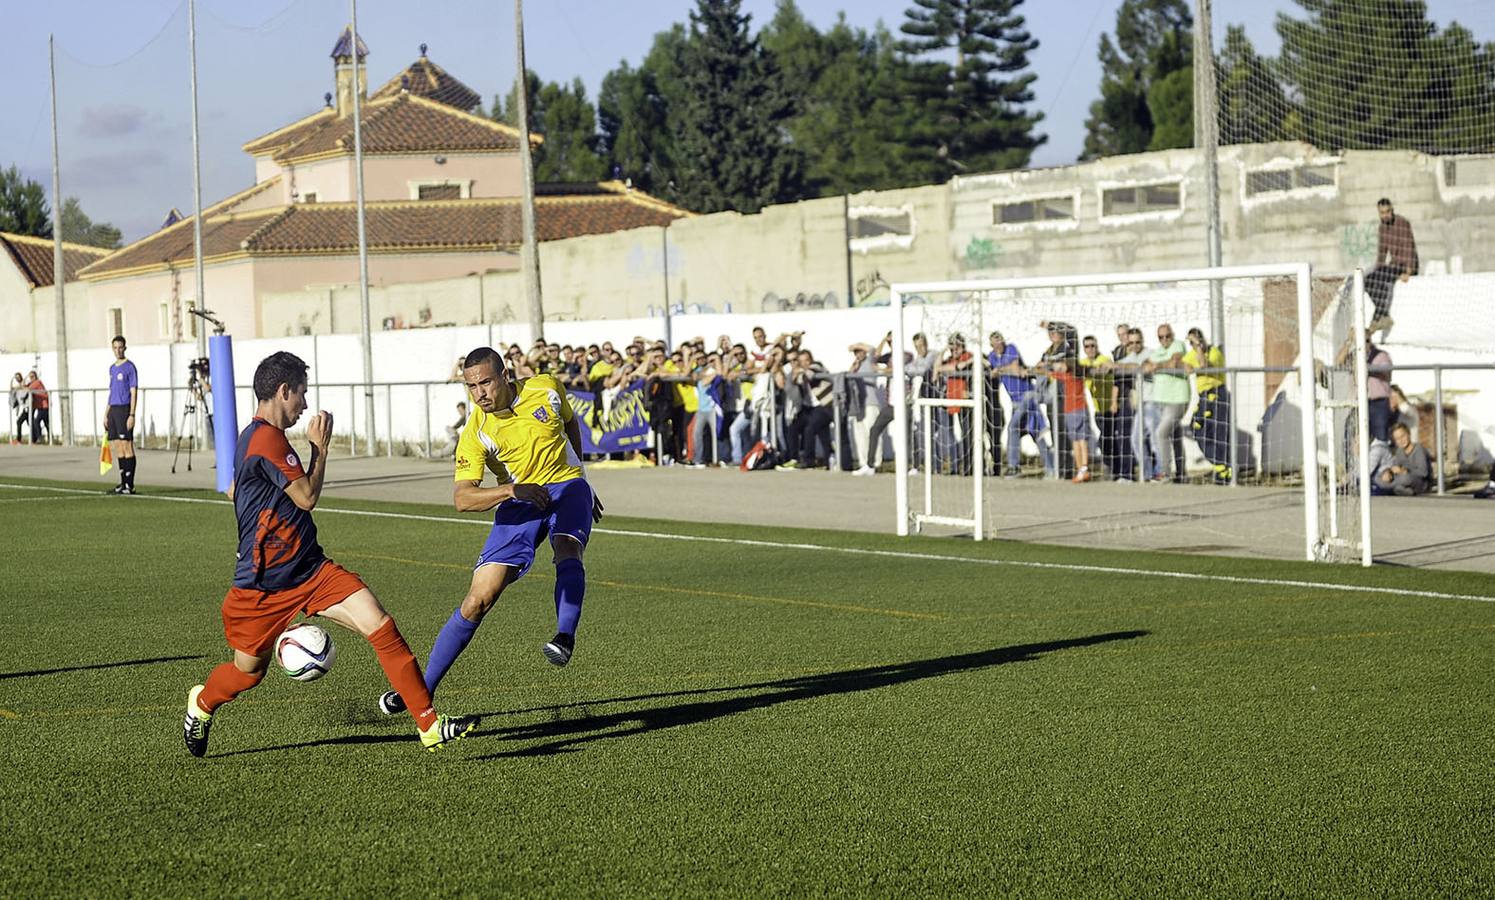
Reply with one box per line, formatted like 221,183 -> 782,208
555,558 -> 586,636
423,608 -> 480,695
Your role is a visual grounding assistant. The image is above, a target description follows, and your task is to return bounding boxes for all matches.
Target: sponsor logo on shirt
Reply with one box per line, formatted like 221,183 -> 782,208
532,407 -> 549,424
456,454 -> 470,470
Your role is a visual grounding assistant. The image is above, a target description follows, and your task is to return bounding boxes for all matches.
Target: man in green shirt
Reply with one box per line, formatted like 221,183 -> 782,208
1142,324 -> 1189,482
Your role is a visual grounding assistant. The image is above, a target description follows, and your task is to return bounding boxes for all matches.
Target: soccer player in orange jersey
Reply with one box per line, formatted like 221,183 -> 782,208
182,351 -> 478,756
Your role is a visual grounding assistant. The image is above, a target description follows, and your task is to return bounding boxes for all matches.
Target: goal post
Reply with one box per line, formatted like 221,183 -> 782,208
890,262 -> 1373,566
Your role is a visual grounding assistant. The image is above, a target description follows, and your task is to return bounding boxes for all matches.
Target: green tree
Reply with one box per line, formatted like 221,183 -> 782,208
898,0 -> 1046,179
599,25 -> 691,196
59,197 -> 122,250
1276,0 -> 1495,153
495,72 -> 608,183
1216,25 -> 1293,146
1081,0 -> 1193,159
0,166 -> 51,238
762,4 -> 916,195
673,0 -> 800,214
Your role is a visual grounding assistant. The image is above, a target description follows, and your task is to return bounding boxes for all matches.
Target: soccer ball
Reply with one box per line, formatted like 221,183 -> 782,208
276,623 -> 337,682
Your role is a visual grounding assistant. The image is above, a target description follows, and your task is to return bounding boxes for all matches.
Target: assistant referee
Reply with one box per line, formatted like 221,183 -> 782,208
105,335 -> 139,494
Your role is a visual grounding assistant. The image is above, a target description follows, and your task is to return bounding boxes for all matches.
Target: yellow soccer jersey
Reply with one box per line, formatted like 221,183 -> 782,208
454,374 -> 584,486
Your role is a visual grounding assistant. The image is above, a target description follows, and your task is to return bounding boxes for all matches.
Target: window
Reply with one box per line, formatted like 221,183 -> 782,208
849,210 -> 911,240
302,192 -> 317,203
1102,182 -> 1182,217
417,183 -> 461,201
158,303 -> 171,338
847,205 -> 916,252
107,308 -> 124,339
993,195 -> 1075,225
1246,163 -> 1337,196
1444,155 -> 1495,188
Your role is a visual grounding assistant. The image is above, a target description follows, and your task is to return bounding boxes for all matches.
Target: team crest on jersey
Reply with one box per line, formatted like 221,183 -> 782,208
532,406 -> 549,423
286,452 -> 300,470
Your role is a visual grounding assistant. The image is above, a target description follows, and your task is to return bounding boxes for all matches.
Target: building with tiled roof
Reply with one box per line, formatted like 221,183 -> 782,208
0,233 -> 111,353
61,30 -> 686,344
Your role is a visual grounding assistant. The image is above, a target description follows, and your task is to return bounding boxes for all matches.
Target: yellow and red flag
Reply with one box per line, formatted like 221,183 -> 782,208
99,439 -> 113,476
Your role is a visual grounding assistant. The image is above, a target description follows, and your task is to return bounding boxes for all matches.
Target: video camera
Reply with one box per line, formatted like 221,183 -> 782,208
187,357 -> 211,393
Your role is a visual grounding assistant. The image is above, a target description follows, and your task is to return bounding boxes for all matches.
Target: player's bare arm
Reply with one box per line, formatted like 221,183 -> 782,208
285,410 -> 331,511
454,479 -> 550,512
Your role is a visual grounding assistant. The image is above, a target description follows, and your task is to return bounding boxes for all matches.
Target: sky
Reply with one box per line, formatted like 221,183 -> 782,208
1,0 -> 1486,243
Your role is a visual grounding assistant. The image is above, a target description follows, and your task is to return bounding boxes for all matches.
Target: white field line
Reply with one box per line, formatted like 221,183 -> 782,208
5,481 -> 1494,605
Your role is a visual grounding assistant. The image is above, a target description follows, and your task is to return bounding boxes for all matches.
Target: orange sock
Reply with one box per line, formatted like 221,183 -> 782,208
198,662 -> 264,713
369,619 -> 438,730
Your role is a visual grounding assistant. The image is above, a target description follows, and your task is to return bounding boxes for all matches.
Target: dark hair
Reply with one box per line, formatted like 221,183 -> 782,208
464,346 -> 503,371
1377,197 -> 1392,207
112,335 -> 126,346
1392,421 -> 1410,435
253,351 -> 308,401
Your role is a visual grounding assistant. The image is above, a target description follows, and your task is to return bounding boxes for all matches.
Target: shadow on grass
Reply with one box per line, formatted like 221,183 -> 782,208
0,654 -> 207,681
210,631 -> 1146,759
472,630 -> 1148,759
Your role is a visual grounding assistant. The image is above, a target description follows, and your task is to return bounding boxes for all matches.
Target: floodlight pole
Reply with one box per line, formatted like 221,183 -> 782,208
48,35 -> 72,446
514,0 -> 544,342
350,0 -> 376,454
188,0 -> 208,362
1195,0 -> 1225,345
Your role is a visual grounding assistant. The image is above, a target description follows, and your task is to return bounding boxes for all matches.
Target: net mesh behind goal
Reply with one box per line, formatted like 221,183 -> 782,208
891,264 -> 1370,564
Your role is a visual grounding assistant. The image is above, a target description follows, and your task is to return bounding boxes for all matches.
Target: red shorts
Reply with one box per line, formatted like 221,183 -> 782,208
221,560 -> 367,656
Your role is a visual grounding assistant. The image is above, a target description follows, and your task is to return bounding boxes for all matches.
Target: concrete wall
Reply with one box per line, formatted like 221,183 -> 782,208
0,254 -> 36,353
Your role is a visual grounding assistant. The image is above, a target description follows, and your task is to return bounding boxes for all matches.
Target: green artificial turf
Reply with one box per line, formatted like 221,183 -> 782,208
0,477 -> 1491,897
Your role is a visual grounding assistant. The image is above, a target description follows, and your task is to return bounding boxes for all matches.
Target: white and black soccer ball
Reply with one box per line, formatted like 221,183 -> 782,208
276,623 -> 336,682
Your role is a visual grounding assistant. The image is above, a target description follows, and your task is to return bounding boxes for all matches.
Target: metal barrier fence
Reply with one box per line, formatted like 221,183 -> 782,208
27,361 -> 1493,493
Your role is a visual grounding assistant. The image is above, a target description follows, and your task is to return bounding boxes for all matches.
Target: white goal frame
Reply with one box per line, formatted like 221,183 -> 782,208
890,262 -> 1371,565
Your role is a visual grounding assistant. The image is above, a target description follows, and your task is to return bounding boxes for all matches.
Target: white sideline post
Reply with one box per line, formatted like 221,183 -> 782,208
1295,263 -> 1319,561
892,290 -> 908,536
972,296 -> 985,541
1353,269 -> 1372,567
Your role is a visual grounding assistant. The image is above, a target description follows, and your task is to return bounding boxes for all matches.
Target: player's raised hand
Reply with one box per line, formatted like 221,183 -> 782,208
512,482 -> 550,508
591,491 -> 604,523
307,410 -> 333,449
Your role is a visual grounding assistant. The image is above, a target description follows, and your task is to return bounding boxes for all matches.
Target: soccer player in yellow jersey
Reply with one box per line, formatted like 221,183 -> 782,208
379,346 -> 603,716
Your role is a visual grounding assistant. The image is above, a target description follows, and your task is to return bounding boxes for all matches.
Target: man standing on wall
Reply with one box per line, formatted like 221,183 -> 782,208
105,336 -> 139,494
1366,198 -> 1418,337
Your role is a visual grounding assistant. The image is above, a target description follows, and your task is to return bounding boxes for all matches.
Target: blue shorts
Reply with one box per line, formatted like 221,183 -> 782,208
475,478 -> 594,579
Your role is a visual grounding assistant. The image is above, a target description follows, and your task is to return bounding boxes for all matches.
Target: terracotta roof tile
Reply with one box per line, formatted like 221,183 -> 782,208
77,178 -> 284,280
371,55 -> 482,112
273,94 -> 527,163
0,233 -> 111,288
79,187 -> 687,279
242,108 -> 337,156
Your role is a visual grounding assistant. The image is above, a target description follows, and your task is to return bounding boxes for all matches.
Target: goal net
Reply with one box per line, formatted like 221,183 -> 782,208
890,264 -> 1372,566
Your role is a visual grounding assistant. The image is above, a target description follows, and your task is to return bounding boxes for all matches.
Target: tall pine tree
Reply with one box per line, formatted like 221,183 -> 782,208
1216,25 -> 1292,146
599,26 -> 691,197
1277,0 -> 1495,153
897,0 -> 1045,180
1081,0 -> 1193,160
673,0 -> 800,213
762,3 -> 916,194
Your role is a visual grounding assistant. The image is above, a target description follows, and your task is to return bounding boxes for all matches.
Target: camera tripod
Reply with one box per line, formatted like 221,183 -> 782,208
171,380 -> 209,474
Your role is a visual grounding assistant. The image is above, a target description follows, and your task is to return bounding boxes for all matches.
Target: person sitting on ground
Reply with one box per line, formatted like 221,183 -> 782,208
1374,422 -> 1430,496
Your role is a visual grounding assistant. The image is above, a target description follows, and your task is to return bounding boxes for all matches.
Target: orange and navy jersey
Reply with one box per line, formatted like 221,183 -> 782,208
232,417 -> 324,591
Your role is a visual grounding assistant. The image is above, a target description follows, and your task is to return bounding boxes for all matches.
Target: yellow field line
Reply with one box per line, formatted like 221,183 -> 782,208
337,551 -> 948,621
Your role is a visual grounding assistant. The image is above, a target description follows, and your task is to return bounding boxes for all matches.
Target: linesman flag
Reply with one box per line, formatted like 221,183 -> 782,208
99,439 -> 113,476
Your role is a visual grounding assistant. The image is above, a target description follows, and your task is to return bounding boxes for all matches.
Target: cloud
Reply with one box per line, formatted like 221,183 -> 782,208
66,148 -> 171,190
77,105 -> 161,139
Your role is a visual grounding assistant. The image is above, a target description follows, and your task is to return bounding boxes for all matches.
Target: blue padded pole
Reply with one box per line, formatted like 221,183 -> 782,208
209,334 -> 237,493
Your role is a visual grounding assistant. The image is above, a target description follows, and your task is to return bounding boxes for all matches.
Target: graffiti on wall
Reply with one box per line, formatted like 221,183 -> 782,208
855,270 -> 887,301
625,241 -> 685,279
1339,223 -> 1377,265
963,236 -> 1003,270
